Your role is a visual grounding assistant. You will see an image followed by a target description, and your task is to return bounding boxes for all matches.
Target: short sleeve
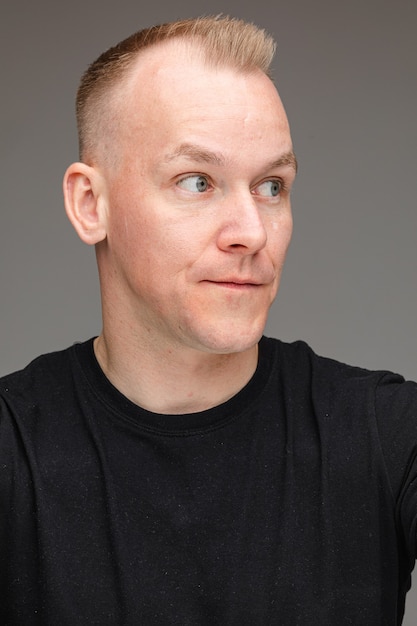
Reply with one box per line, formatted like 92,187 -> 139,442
375,373 -> 417,563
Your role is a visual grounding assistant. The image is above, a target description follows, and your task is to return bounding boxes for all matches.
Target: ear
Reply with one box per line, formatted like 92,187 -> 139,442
63,162 -> 108,245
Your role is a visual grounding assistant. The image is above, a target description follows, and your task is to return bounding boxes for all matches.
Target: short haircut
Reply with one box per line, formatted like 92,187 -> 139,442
76,15 -> 276,163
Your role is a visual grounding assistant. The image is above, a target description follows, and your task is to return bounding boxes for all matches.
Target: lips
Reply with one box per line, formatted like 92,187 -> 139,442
203,279 -> 264,288
203,273 -> 270,285
196,265 -> 276,287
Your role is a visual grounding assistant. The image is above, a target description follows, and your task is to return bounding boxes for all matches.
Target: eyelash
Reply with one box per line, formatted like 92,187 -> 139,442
254,179 -> 284,197
177,173 -> 212,187
176,174 -> 287,196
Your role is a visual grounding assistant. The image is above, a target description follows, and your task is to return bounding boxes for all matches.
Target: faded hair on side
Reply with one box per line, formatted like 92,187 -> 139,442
76,15 -> 276,163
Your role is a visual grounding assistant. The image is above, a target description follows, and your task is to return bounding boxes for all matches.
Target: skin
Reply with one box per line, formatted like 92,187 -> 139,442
63,40 -> 297,414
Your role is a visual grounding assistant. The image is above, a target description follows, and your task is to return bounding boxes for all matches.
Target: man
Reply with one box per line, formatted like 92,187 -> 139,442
0,15 -> 416,625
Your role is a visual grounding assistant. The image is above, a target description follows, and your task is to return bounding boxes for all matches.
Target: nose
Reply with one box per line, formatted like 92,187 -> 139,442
216,192 -> 268,254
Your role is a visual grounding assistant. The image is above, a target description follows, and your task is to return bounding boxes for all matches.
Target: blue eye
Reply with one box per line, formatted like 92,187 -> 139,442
255,180 -> 282,197
177,175 -> 209,193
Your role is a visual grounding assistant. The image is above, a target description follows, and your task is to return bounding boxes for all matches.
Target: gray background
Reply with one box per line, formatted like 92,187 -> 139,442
1,0 -> 416,621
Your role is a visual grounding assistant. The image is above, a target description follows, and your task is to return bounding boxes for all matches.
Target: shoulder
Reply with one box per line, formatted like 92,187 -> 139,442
0,339 -> 94,416
261,334 -> 401,385
262,334 -> 417,418
264,335 -> 417,489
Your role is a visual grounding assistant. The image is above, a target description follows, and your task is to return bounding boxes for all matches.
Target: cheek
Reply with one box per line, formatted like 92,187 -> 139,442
110,209 -> 200,281
269,214 -> 293,261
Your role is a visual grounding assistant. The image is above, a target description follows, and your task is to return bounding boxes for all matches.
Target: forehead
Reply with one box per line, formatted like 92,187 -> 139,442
114,41 -> 292,163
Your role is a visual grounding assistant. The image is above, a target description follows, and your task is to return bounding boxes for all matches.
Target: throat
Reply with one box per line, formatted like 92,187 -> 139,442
94,336 -> 258,415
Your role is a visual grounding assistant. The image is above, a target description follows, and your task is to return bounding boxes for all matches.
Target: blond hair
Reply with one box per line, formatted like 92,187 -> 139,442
76,15 -> 276,163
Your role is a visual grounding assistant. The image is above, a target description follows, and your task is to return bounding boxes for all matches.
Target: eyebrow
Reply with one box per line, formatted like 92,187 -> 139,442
164,144 -> 225,166
164,143 -> 298,173
268,152 -> 298,173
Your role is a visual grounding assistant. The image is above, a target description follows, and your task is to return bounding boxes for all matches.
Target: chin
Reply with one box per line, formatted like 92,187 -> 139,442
178,300 -> 271,355
188,320 -> 266,355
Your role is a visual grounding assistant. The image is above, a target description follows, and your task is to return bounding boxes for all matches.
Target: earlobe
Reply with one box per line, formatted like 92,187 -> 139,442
63,162 -> 107,245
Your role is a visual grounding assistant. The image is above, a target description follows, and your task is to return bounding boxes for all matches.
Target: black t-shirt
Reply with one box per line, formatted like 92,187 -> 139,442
1,337 -> 417,625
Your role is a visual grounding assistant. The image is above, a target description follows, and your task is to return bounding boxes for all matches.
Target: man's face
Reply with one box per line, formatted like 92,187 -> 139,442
98,42 -> 296,356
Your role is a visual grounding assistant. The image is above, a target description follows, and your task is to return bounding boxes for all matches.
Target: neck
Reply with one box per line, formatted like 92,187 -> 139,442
93,332 -> 259,415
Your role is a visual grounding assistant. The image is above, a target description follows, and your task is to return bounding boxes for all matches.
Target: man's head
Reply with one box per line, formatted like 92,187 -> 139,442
76,15 -> 277,167
64,16 -> 296,356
